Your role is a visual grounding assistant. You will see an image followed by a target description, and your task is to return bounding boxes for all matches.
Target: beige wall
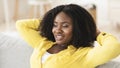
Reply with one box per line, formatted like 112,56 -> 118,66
0,0 -> 97,23
0,0 -> 30,23
1,0 -> 120,23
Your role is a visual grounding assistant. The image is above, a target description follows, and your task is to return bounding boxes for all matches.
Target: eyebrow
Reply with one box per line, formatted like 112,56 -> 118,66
54,21 -> 72,24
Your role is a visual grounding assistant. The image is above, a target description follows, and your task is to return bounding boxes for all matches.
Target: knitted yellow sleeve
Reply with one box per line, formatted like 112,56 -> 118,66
86,32 -> 120,67
16,19 -> 45,48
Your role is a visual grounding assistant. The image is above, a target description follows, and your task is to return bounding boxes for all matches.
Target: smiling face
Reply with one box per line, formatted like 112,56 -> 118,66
52,12 -> 73,45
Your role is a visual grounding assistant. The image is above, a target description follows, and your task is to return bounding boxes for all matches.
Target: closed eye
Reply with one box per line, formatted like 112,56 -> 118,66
53,23 -> 57,27
62,23 -> 69,28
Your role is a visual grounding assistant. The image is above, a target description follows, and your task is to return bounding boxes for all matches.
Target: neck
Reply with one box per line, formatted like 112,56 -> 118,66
47,44 -> 68,54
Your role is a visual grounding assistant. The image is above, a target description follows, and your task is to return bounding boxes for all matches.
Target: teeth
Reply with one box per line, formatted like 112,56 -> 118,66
56,35 -> 63,40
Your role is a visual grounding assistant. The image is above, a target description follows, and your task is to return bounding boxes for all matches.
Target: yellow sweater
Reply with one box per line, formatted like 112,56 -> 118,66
16,19 -> 120,68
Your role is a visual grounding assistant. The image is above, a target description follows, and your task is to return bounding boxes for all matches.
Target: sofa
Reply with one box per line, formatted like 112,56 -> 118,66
0,32 -> 120,68
0,32 -> 33,68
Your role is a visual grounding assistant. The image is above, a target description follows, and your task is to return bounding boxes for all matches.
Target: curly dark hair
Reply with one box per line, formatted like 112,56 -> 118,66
38,4 -> 97,48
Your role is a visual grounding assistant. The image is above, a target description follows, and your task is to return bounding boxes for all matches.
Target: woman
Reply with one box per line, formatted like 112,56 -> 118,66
16,4 -> 120,68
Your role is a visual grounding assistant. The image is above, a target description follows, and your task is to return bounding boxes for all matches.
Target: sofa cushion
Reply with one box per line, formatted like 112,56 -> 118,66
0,33 -> 33,68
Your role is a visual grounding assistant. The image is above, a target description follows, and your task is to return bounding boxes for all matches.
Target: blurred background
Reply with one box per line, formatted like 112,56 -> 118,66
0,0 -> 120,40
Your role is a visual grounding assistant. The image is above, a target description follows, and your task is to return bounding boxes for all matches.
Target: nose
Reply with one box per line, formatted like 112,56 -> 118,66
56,26 -> 63,33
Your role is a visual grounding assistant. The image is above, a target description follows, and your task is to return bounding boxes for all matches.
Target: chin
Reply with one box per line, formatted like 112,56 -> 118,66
56,41 -> 64,45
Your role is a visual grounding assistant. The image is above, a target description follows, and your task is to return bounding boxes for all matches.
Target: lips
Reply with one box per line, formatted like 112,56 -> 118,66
55,35 -> 64,41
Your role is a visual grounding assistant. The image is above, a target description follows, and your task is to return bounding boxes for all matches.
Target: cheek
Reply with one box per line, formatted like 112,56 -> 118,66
65,30 -> 73,38
66,27 -> 73,37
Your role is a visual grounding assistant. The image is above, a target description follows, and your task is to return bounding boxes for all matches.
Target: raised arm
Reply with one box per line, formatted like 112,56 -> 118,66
16,19 -> 45,48
86,32 -> 120,67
